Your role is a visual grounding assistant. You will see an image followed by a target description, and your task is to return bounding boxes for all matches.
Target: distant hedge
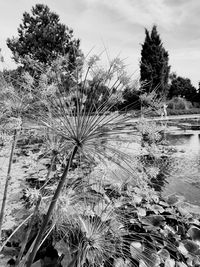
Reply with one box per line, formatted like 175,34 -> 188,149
167,108 -> 200,116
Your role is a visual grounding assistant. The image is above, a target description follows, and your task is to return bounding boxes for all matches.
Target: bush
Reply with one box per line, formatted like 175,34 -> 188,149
167,97 -> 193,110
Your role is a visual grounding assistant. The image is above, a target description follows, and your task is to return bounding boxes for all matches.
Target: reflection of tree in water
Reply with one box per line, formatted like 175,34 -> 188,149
166,134 -> 192,147
140,154 -> 174,192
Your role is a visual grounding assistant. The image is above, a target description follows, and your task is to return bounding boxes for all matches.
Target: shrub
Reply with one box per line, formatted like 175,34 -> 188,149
167,97 -> 193,110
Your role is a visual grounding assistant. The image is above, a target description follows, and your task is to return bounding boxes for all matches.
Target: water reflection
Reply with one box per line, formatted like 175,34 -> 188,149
162,130 -> 200,205
167,133 -> 200,152
189,133 -> 200,153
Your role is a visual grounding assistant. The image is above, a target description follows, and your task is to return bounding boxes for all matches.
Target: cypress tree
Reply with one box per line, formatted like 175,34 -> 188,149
140,25 -> 170,98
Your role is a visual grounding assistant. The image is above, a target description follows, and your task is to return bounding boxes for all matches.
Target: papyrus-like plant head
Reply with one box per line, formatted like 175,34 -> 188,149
33,54 -> 139,169
0,72 -> 34,129
24,55 -> 146,267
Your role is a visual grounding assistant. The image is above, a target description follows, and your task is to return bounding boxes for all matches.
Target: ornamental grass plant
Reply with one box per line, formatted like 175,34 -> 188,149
16,55 -> 143,266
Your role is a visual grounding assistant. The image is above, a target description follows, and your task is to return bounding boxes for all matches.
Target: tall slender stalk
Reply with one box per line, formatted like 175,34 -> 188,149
0,213 -> 33,252
18,223 -> 55,267
15,196 -> 41,266
0,129 -> 18,241
26,145 -> 78,267
16,153 -> 56,265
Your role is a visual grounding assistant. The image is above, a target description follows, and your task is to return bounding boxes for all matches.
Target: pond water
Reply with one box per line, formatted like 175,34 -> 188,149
162,126 -> 200,205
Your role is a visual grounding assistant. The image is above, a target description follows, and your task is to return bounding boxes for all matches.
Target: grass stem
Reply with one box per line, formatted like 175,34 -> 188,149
0,129 -> 19,241
26,145 -> 78,267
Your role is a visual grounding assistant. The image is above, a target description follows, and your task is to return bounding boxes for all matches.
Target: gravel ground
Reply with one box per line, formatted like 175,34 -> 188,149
0,148 -> 26,231
0,146 -> 26,266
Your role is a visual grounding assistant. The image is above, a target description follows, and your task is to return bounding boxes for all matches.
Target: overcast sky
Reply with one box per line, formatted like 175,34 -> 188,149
0,0 -> 199,87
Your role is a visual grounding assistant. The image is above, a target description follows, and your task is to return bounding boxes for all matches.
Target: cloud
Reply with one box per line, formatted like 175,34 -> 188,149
0,0 -> 199,85
81,0 -> 178,29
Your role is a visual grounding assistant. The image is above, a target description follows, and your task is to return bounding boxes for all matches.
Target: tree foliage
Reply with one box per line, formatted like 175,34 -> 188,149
7,4 -> 81,72
140,25 -> 170,98
196,82 -> 200,103
168,74 -> 198,103
121,85 -> 141,110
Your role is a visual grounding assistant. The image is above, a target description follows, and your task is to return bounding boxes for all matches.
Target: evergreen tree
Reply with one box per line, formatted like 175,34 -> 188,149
140,25 -> 170,98
7,4 -> 81,72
